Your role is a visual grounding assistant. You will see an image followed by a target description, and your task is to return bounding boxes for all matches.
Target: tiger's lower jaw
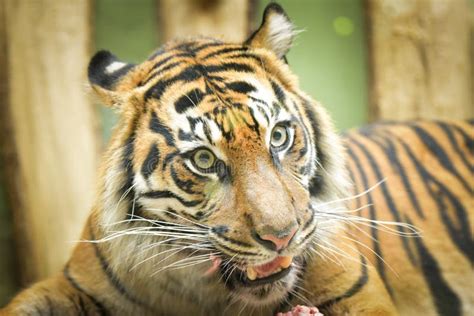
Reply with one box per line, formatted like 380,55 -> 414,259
223,263 -> 299,306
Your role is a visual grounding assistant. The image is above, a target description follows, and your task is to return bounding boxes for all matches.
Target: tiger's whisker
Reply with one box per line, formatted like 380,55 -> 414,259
315,179 -> 386,207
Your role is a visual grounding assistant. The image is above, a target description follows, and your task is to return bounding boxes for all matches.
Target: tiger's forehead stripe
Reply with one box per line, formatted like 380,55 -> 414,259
134,39 -> 316,170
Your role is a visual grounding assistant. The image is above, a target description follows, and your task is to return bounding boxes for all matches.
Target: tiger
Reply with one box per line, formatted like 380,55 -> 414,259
2,3 -> 472,315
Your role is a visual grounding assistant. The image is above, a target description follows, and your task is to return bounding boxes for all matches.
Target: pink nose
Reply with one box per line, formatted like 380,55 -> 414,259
260,227 -> 297,251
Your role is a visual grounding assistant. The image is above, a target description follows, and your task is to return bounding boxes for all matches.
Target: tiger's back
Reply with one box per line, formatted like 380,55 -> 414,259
345,120 -> 473,315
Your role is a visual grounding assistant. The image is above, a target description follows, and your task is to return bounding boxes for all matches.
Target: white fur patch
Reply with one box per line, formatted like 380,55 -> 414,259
105,61 -> 127,74
266,13 -> 296,58
206,119 -> 223,143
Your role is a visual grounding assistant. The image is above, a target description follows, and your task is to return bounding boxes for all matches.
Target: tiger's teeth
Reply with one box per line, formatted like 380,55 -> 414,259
247,267 -> 257,280
280,256 -> 293,269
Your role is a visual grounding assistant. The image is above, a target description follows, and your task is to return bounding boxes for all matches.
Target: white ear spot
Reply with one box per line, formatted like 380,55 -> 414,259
105,61 -> 127,74
265,13 -> 297,58
245,3 -> 298,59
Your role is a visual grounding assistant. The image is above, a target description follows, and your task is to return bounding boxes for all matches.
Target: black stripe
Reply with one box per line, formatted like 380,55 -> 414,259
201,47 -> 249,59
302,207 -> 315,231
345,160 -> 362,209
348,135 -> 418,266
120,134 -> 137,222
145,66 -> 202,100
63,264 -> 108,316
142,190 -> 202,207
178,129 -> 198,142
141,143 -> 160,179
211,231 -> 254,248
119,136 -> 135,195
220,52 -> 269,65
140,52 -> 191,86
65,292 -> 86,316
451,123 -> 474,155
389,132 -> 474,262
436,122 -> 473,175
247,107 -> 261,136
175,88 -> 205,114
410,124 -> 470,192
212,241 -> 261,257
345,145 -> 392,295
89,228 -> 152,311
226,81 -> 256,94
271,80 -> 286,105
204,62 -> 254,73
145,62 -> 254,101
173,42 -> 197,54
139,61 -> 183,87
170,164 -> 197,194
149,111 -> 176,146
162,151 -> 179,171
249,96 -> 269,106
190,41 -> 224,52
298,223 -> 318,246
360,131 -> 425,219
150,52 -> 191,71
408,217 -> 461,315
318,256 -> 368,311
202,119 -> 214,145
301,98 -> 326,198
249,97 -> 270,124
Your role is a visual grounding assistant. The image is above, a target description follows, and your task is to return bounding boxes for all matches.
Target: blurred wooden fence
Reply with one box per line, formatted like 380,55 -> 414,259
0,0 -> 99,285
0,0 -> 472,305
366,0 -> 473,120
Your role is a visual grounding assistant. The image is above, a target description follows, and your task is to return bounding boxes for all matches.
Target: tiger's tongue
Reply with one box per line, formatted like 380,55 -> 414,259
247,256 -> 293,280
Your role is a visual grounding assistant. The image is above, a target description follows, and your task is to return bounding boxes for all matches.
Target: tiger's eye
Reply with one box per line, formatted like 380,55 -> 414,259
270,125 -> 288,148
193,149 -> 216,170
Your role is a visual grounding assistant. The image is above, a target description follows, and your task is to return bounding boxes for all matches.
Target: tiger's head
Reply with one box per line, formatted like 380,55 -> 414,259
89,3 -> 348,307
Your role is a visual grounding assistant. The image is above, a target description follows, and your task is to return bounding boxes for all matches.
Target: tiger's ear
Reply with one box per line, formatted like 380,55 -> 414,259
245,3 -> 296,59
88,50 -> 135,107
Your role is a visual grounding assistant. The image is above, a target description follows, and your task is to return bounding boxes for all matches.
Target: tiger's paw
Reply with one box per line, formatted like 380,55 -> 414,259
276,305 -> 323,316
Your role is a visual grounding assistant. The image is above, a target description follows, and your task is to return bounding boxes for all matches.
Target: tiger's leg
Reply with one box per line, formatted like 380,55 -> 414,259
0,274 -> 106,316
295,231 -> 398,315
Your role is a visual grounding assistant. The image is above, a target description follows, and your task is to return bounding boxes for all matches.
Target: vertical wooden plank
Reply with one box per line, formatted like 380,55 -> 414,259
158,0 -> 252,42
1,0 -> 99,283
366,0 -> 473,121
0,2 -> 20,306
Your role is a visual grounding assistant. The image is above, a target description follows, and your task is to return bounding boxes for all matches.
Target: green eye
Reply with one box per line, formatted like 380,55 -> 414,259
193,149 -> 216,170
270,125 -> 288,148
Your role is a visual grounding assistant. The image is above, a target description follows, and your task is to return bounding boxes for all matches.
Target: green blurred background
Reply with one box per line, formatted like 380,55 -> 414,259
95,0 -> 368,140
0,0 -> 368,305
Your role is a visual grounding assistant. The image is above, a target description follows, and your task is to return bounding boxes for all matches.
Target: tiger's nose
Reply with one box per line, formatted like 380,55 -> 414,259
254,226 -> 297,251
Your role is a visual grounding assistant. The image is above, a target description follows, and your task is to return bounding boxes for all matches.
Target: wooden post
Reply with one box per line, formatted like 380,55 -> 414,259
0,0 -> 100,284
366,0 -> 473,121
0,2 -> 20,304
158,0 -> 255,42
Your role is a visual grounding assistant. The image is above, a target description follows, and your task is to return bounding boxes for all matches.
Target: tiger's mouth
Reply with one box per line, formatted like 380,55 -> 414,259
242,255 -> 293,285
212,255 -> 295,287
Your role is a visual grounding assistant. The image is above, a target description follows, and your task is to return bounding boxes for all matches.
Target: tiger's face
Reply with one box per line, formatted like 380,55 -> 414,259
90,4 -> 347,307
